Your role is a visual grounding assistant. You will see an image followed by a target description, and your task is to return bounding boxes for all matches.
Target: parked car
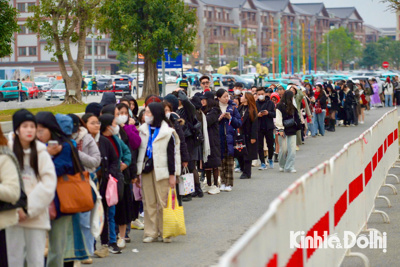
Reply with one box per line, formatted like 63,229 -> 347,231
0,80 -> 29,102
97,78 -> 112,91
264,79 -> 290,89
219,75 -> 253,89
45,83 -> 66,101
34,76 -> 53,91
112,77 -> 131,96
22,81 -> 40,99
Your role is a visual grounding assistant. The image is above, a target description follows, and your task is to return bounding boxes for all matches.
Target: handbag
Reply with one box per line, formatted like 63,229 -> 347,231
105,174 -> 119,207
314,100 -> 322,114
178,167 -> 194,196
90,179 -> 104,238
163,188 -> 186,238
56,143 -> 94,214
133,176 -> 142,201
142,157 -> 154,174
234,129 -> 248,157
283,116 -> 296,128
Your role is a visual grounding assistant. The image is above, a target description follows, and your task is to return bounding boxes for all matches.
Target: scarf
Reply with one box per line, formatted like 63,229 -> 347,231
146,125 -> 160,159
219,102 -> 228,114
202,112 -> 211,163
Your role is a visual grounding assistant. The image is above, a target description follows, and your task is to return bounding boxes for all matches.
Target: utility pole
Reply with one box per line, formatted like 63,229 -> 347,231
239,19 -> 242,76
327,32 -> 329,72
91,27 -> 95,76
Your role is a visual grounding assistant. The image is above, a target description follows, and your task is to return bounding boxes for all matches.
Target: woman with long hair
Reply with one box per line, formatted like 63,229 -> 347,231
384,77 -> 394,107
326,84 -> 339,132
36,111 -> 90,266
216,89 -> 242,192
0,124 -> 21,267
356,81 -> 367,124
136,102 -> 181,243
237,92 -> 258,179
276,90 -> 301,173
6,109 -> 57,267
311,84 -> 327,136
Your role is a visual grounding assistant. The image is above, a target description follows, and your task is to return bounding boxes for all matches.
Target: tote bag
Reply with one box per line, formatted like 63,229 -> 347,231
163,188 -> 186,238
178,167 -> 194,196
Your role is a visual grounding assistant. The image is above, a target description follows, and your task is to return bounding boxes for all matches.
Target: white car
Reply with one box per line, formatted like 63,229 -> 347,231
158,74 -> 177,84
35,76 -> 53,91
45,83 -> 66,101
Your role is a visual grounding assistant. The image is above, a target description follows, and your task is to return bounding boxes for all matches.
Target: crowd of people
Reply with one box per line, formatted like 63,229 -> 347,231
0,73 -> 391,266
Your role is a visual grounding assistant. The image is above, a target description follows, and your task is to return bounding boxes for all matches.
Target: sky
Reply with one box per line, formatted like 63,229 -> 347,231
290,0 -> 396,28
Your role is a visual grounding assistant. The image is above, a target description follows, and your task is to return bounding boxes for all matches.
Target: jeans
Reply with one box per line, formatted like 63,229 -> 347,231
278,135 -> 296,172
108,205 -> 117,244
385,94 -> 393,107
314,111 -> 326,136
307,122 -> 314,136
79,212 -> 94,255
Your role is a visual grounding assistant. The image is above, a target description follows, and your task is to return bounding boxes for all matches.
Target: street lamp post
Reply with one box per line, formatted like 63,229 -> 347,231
327,31 -> 329,72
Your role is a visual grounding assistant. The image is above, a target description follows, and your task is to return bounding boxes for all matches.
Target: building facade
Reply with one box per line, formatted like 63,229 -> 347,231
0,0 -> 119,75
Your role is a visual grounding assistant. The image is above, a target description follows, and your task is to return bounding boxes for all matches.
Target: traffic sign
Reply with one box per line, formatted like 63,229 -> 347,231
157,49 -> 183,69
382,61 -> 389,69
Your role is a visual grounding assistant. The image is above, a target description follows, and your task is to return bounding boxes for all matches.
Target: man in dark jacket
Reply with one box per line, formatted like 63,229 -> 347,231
256,87 -> 276,170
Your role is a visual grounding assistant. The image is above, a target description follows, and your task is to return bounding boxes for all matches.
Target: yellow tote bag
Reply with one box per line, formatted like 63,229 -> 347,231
163,188 -> 186,238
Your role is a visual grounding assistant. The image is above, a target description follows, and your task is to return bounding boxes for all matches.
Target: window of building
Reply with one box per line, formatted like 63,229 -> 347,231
29,47 -> 36,56
227,14 -> 229,20
19,25 -> 26,34
27,2 -> 35,11
213,29 -> 217,36
17,3 -> 25,12
87,46 -> 92,55
100,46 -> 106,55
19,47 -> 27,56
94,46 -> 98,55
208,11 -> 212,18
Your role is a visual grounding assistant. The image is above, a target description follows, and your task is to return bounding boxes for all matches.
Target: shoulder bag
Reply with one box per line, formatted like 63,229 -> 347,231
314,100 -> 322,114
234,128 -> 248,157
56,142 -> 94,214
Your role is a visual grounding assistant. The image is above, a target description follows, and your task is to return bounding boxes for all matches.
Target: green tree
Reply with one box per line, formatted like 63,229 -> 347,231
0,0 -> 20,58
99,0 -> 197,96
116,51 -> 137,73
361,42 -> 380,69
318,27 -> 362,70
389,41 -> 400,69
26,0 -> 103,103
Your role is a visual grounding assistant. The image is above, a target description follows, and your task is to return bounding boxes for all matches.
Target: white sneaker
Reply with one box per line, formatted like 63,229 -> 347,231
234,168 -> 241,173
139,212 -> 144,218
225,185 -> 232,192
279,167 -> 284,172
202,184 -> 211,193
360,121 -> 364,124
143,237 -> 156,243
220,184 -> 226,191
208,185 -> 220,195
131,219 -> 144,230
163,237 -> 172,243
117,238 -> 126,249
290,169 -> 297,173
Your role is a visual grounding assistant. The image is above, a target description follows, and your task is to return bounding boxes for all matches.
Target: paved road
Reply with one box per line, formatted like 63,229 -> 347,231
90,107 -> 395,267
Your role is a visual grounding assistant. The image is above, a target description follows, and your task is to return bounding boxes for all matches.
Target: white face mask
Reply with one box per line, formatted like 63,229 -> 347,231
120,115 -> 128,124
166,112 -> 171,119
234,89 -> 241,96
109,125 -> 120,135
71,132 -> 78,139
258,95 -> 265,101
115,115 -> 125,125
145,115 -> 154,125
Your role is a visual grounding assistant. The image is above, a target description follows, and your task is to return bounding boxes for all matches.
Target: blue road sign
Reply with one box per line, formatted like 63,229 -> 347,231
157,49 -> 183,69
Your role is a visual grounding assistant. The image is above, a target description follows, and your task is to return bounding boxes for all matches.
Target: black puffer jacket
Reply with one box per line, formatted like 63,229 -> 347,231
202,106 -> 222,169
98,135 -> 119,197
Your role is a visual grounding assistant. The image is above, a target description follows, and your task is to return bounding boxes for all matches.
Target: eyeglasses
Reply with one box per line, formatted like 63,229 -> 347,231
201,82 -> 210,85
89,122 -> 101,126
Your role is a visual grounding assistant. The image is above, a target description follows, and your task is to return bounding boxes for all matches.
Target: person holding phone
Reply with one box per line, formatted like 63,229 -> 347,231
6,109 -> 57,267
216,89 -> 242,192
256,88 -> 276,170
275,91 -> 301,173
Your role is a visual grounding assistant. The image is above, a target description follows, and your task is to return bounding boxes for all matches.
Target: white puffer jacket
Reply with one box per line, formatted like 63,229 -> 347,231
137,121 -> 181,181
8,140 -> 57,230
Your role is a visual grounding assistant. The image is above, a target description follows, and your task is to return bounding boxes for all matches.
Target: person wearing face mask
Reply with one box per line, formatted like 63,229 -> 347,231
6,109 -> 57,267
99,114 -> 131,254
115,103 -> 142,242
82,113 -> 119,259
216,89 -> 242,192
136,102 -> 181,243
256,88 -> 276,170
36,111 -> 90,266
67,113 -> 100,264
163,95 -> 190,202
233,82 -> 244,97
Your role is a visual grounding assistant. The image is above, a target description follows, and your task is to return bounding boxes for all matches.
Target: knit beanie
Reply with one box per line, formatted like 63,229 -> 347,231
99,114 -> 115,134
85,102 -> 102,117
12,109 -> 36,132
163,94 -> 179,112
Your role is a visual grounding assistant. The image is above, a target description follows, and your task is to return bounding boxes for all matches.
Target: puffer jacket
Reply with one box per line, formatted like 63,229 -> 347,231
0,146 -> 21,230
74,126 -> 101,173
219,100 -> 242,158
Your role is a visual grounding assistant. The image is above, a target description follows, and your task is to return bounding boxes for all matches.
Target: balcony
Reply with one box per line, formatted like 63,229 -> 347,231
241,20 -> 258,28
206,17 -> 235,26
209,35 -> 236,44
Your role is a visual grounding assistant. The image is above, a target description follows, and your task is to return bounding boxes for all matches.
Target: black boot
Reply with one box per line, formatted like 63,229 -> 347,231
331,119 -> 336,132
274,153 -> 279,163
327,119 -> 335,132
182,194 -> 192,202
191,183 -> 204,198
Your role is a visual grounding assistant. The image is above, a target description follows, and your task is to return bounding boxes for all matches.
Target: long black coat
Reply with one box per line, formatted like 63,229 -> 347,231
202,106 -> 222,169
238,105 -> 258,161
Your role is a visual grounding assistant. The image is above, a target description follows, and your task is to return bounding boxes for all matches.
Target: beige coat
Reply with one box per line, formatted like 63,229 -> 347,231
0,151 -> 21,230
137,121 -> 181,181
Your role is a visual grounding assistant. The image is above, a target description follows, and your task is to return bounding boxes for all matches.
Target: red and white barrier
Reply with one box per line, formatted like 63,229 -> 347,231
219,109 -> 399,267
